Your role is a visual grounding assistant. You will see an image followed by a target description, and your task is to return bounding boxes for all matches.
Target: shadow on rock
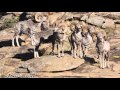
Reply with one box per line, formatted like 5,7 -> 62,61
12,48 -> 46,61
0,39 -> 25,48
0,40 -> 12,48
84,56 -> 96,64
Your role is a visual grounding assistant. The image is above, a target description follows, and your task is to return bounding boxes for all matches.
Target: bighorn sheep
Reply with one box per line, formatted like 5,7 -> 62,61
51,24 -> 66,58
69,23 -> 83,59
12,15 -> 49,47
88,25 -> 96,42
12,19 -> 35,47
81,29 -> 93,58
30,29 -> 54,58
96,32 -> 110,69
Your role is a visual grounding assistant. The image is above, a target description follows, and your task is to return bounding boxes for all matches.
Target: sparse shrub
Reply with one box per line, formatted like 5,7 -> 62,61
0,16 -> 19,30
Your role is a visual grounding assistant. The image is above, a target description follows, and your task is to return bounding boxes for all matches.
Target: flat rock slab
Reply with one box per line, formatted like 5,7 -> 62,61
19,55 -> 85,72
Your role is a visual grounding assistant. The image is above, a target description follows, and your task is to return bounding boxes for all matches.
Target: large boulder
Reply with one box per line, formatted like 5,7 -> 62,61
48,12 -> 66,25
102,19 -> 115,29
1,14 -> 14,21
17,55 -> 84,72
96,12 -> 120,20
105,12 -> 120,20
86,15 -> 105,27
80,14 -> 89,21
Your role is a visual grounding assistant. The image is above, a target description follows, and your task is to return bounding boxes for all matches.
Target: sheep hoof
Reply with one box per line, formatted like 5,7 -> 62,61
57,55 -> 61,58
50,52 -> 55,56
79,55 -> 83,59
61,54 -> 64,57
101,67 -> 105,69
107,65 -> 110,69
73,56 -> 77,59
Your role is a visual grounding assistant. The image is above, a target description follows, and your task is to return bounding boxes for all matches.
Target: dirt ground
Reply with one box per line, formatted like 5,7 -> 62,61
0,28 -> 120,78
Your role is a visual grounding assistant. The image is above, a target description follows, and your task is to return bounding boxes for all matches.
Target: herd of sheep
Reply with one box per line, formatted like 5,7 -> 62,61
11,12 -> 111,69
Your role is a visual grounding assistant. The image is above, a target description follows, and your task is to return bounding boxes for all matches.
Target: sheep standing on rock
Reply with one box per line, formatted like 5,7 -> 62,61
51,25 -> 67,58
12,19 -> 35,47
30,29 -> 54,58
12,14 -> 49,47
69,23 -> 83,59
96,32 -> 110,69
81,29 -> 93,58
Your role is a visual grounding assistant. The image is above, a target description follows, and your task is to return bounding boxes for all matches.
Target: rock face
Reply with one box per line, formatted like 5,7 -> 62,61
102,19 -> 115,29
105,12 -> 120,20
81,14 -> 89,21
86,16 -> 105,27
1,12 -> 120,78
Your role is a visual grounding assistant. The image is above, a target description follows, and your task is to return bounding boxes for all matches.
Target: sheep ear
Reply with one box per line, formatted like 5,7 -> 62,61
104,36 -> 107,41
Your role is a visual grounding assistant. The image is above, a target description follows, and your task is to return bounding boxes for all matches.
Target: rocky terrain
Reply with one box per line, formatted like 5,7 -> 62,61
0,12 -> 120,78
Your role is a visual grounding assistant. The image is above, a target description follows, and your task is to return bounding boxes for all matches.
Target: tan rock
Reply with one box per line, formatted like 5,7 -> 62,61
110,62 -> 120,72
102,19 -> 115,29
115,24 -> 120,29
81,14 -> 89,21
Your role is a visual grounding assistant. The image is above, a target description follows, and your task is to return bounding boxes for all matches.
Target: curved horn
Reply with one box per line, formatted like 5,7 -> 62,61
35,12 -> 42,22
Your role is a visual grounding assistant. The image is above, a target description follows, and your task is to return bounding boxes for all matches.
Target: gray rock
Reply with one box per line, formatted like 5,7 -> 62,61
86,16 -> 105,27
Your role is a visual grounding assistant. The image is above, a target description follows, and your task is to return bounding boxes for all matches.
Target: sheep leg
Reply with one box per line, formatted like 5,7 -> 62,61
71,46 -> 73,56
100,54 -> 102,69
51,40 -> 55,55
101,53 -> 104,69
16,36 -> 20,47
68,36 -> 73,55
61,41 -> 64,57
34,51 -> 37,58
79,43 -> 83,59
71,41 -> 74,56
34,45 -> 40,58
57,43 -> 61,58
34,47 -> 37,58
31,38 -> 36,46
102,53 -> 105,69
104,53 -> 107,68
12,37 -> 15,47
76,45 -> 79,57
77,44 -> 81,57
107,58 -> 110,68
104,58 -> 107,68
106,52 -> 110,68
73,43 -> 77,59
82,45 -> 86,58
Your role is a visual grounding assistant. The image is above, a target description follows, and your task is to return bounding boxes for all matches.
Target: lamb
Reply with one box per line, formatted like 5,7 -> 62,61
96,32 -> 110,69
51,25 -> 66,58
69,23 -> 83,59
